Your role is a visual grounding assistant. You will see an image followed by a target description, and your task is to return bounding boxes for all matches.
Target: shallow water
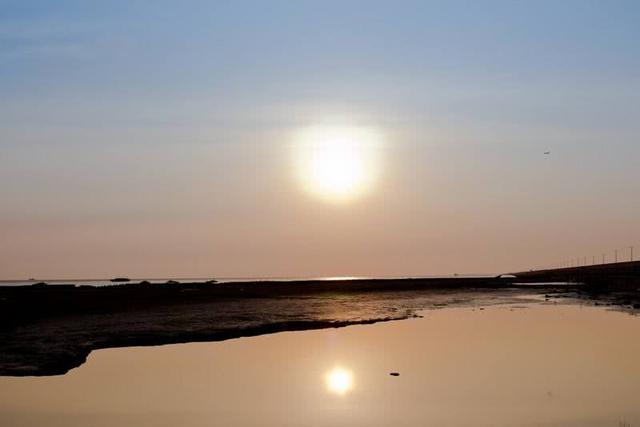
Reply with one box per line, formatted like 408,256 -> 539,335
0,274 -> 491,287
1,303 -> 639,427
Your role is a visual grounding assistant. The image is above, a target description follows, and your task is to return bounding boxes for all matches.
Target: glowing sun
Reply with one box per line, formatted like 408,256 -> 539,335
293,126 -> 382,202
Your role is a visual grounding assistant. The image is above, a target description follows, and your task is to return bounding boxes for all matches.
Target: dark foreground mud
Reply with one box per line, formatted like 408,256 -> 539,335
0,278 -> 620,377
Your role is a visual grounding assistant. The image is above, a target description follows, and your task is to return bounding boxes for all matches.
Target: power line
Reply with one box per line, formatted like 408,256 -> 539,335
539,244 -> 638,272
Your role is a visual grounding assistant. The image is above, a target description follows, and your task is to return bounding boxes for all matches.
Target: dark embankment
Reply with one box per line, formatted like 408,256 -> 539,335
0,277 -> 577,377
513,260 -> 640,288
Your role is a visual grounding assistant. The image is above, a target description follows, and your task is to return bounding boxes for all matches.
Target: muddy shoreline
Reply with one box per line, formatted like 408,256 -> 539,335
0,279 -> 635,377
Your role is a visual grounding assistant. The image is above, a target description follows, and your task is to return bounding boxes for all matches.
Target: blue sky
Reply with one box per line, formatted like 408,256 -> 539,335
1,1 -> 639,278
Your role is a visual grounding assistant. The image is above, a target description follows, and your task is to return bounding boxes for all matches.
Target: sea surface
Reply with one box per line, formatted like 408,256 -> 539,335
0,274 -> 492,287
1,302 -> 639,426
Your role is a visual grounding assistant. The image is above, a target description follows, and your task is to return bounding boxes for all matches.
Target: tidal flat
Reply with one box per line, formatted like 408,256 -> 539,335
0,279 -> 637,377
0,278 -> 532,376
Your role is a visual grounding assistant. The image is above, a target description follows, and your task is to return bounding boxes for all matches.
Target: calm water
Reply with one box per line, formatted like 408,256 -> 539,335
1,303 -> 639,426
0,277 -> 354,287
0,274 -> 492,287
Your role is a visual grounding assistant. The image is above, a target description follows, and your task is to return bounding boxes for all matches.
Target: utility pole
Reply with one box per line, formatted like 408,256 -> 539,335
631,246 -> 634,262
602,254 -> 605,264
615,249 -> 618,263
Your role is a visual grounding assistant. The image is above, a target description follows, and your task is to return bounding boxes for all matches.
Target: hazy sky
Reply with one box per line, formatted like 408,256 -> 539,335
2,1 -> 639,279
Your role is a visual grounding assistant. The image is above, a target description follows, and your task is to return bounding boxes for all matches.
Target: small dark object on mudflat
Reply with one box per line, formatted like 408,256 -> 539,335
633,303 -> 640,309
111,277 -> 130,283
139,280 -> 151,285
389,372 -> 400,376
166,280 -> 180,285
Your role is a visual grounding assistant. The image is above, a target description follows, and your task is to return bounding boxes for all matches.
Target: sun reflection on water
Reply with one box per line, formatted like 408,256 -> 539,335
325,367 -> 354,395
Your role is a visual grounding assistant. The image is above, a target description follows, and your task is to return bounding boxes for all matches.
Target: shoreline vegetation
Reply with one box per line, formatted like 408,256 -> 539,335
1,277 -> 638,377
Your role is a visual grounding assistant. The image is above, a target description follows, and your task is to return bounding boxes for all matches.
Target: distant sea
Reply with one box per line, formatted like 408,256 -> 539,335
0,274 -> 493,287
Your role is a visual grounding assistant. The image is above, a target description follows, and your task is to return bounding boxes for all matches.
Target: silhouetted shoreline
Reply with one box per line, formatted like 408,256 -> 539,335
0,277 -> 637,377
0,276 -> 567,326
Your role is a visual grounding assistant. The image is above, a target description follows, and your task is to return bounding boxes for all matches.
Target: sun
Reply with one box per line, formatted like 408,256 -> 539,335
293,126 -> 382,202
325,367 -> 354,395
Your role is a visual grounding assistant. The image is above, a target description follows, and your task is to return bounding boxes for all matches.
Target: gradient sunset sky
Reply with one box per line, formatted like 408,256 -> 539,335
2,1 -> 639,279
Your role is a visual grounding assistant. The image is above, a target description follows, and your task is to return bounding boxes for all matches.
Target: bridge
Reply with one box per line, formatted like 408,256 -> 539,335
512,260 -> 640,288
